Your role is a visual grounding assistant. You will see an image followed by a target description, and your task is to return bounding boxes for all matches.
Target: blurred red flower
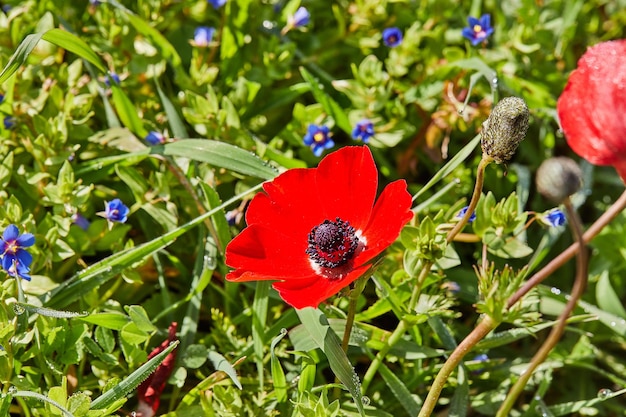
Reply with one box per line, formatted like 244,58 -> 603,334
225,146 -> 413,309
136,322 -> 178,417
557,39 -> 626,181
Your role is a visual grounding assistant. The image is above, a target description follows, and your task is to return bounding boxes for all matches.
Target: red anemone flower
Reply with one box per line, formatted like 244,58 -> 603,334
225,146 -> 413,309
557,39 -> 626,181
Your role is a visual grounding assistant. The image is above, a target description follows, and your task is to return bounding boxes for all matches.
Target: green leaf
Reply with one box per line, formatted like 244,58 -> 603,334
120,322 -> 149,345
299,67 -> 352,134
153,139 -> 278,180
270,329 -> 288,402
295,308 -> 365,416
12,391 -> 73,417
155,80 -> 189,139
378,363 -> 421,416
181,344 -> 209,369
595,271 -> 626,319
207,350 -> 242,390
91,340 -> 179,410
412,134 -> 481,202
0,29 -> 106,84
548,387 -> 626,416
76,313 -> 130,331
110,85 -> 147,138
252,281 -> 270,390
126,305 -> 157,333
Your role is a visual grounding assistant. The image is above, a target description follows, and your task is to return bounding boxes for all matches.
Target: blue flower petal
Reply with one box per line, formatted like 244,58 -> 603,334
16,233 -> 35,248
2,224 -> 19,242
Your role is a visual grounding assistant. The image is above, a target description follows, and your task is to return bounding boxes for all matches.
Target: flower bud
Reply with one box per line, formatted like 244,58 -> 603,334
481,97 -> 530,164
535,157 -> 583,203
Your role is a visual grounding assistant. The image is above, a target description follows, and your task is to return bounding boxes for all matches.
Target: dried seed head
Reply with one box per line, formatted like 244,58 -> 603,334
481,97 -> 530,164
536,157 -> 583,203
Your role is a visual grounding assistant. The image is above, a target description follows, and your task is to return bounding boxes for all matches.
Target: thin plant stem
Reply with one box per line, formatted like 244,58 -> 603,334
415,188 -> 625,416
361,263 -> 431,394
446,155 -> 492,244
496,200 -> 588,416
507,188 -> 626,308
417,315 -> 498,417
342,275 -> 369,352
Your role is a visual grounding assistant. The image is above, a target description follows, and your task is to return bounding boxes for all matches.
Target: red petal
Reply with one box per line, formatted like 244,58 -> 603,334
245,168 -> 323,240
272,264 -> 371,309
356,179 -> 413,264
315,146 -> 378,230
225,224 -> 314,280
557,40 -> 626,167
137,323 -> 178,414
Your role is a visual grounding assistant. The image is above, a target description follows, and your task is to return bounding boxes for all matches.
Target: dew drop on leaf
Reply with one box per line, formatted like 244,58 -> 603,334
598,388 -> 613,399
12,304 -> 25,315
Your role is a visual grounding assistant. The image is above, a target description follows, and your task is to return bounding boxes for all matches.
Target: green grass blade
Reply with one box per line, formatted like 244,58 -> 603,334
110,84 -> 148,138
12,391 -> 73,417
207,350 -> 242,389
153,139 -> 279,180
378,363 -> 421,416
155,80 -> 189,139
252,281 -> 270,390
0,33 -> 44,83
299,67 -> 352,135
42,29 -> 107,72
0,29 -> 106,84
270,329 -> 288,402
412,134 -> 480,202
90,340 -> 179,410
43,182 -> 264,309
295,308 -> 365,416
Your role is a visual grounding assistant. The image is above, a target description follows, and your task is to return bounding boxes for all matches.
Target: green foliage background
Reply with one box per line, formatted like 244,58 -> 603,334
0,0 -> 626,415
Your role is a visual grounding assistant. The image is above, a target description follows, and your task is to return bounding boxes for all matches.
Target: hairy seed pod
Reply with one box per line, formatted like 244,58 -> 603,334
536,157 -> 583,203
481,97 -> 530,164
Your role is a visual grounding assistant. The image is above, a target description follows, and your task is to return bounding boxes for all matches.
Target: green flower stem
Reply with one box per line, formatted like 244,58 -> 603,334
342,275 -> 368,353
507,188 -> 626,309
497,200 -> 588,416
361,319 -> 407,394
446,155 -> 492,243
362,262 -> 431,394
417,314 -> 498,417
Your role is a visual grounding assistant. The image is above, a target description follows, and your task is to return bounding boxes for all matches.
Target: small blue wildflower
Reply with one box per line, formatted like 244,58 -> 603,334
145,131 -> 165,146
303,124 -> 334,157
282,6 -> 310,34
1,225 -> 35,281
382,27 -> 403,47
193,26 -> 215,47
352,119 -> 375,143
89,0 -> 101,5
72,213 -> 91,231
0,92 -> 4,103
7,259 -> 31,281
441,281 -> 461,295
456,206 -> 476,223
290,6 -> 310,28
207,0 -> 226,9
462,14 -> 494,46
101,199 -> 130,223
473,353 -> 489,362
3,116 -> 15,130
539,209 -> 566,227
104,72 -> 120,87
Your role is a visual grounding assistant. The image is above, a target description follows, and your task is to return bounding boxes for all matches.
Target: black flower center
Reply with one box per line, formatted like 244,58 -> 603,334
306,217 -> 359,268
